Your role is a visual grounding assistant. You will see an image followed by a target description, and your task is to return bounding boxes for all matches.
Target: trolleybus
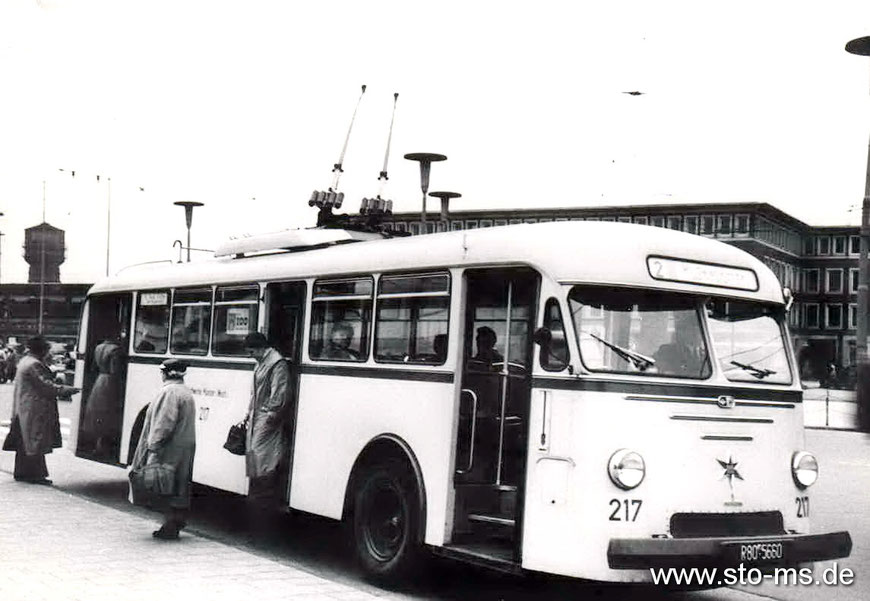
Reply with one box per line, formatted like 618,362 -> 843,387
69,220 -> 851,582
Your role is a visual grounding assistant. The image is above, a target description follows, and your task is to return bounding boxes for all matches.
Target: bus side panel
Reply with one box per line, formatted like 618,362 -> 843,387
290,372 -> 456,546
521,387 -> 805,582
68,359 -> 86,453
120,362 -> 250,495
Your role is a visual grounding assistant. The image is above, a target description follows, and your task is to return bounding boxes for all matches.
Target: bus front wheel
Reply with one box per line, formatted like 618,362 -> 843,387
352,461 -> 420,581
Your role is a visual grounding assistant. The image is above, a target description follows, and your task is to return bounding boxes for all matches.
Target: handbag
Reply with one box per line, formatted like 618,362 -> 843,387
223,420 -> 247,455
2,415 -> 21,451
129,462 -> 177,504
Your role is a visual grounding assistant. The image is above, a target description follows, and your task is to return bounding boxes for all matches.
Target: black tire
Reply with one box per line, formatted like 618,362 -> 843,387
352,460 -> 421,581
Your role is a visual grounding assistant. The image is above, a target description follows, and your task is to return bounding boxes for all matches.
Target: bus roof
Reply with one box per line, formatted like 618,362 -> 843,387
88,221 -> 784,303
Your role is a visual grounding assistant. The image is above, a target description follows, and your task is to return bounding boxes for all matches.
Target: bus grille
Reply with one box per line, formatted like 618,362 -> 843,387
669,511 -> 785,538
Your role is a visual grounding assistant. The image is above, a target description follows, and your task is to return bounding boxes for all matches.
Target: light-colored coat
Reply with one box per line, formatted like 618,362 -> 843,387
11,355 -> 63,456
246,348 -> 291,478
82,340 -> 125,438
131,380 -> 196,508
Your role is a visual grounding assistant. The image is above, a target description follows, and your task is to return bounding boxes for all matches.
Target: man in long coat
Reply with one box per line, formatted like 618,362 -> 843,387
243,332 -> 292,536
130,358 -> 196,540
8,336 -> 79,484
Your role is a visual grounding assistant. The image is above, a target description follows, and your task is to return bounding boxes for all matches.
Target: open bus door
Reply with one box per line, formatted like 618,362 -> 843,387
265,281 -> 306,505
75,293 -> 132,464
451,268 -> 537,564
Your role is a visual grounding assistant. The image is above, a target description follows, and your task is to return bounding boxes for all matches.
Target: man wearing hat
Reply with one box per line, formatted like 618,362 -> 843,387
129,358 -> 196,539
6,335 -> 80,484
242,331 -> 292,538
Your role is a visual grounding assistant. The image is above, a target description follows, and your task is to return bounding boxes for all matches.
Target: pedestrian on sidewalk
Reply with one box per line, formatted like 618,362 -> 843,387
5,335 -> 79,485
130,358 -> 196,540
242,332 -> 292,539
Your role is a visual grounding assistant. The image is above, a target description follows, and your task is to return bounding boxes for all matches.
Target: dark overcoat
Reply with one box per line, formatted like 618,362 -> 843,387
245,348 -> 291,478
10,355 -> 63,455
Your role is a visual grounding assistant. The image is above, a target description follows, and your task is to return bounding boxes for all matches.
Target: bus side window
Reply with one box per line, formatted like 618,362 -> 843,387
540,298 -> 569,371
213,285 -> 260,356
134,290 -> 170,353
309,278 -> 373,362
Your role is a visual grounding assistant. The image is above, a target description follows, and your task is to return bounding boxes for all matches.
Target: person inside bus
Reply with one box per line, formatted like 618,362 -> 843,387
653,313 -> 709,377
242,331 -> 293,540
432,333 -> 448,363
471,326 -> 504,370
82,335 -> 127,457
324,322 -> 358,360
129,358 -> 196,540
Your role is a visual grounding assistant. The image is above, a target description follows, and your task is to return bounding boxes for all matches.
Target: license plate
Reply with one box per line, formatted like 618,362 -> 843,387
734,541 -> 785,565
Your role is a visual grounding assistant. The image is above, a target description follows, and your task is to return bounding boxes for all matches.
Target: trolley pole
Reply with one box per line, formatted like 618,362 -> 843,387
846,36 -> 870,432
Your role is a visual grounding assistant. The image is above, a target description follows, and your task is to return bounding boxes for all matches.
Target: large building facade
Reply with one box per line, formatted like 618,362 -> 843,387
384,202 -> 860,381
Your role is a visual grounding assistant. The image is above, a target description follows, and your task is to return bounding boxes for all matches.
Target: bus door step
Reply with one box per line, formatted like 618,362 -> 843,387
467,513 -> 515,528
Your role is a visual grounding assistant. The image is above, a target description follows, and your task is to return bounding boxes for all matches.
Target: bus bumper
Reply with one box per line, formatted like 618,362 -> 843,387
607,531 -> 852,569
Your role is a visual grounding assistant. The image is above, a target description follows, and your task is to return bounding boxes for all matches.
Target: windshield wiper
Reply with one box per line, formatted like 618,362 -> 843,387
588,333 -> 656,371
730,360 -> 776,379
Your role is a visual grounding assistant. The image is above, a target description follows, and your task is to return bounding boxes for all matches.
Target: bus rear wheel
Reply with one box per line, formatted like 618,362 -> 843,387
352,461 -> 420,581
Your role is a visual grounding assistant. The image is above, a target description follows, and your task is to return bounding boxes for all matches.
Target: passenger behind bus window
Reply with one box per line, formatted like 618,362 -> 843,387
653,313 -> 709,378
323,322 -> 358,360
471,326 -> 503,371
433,334 -> 448,363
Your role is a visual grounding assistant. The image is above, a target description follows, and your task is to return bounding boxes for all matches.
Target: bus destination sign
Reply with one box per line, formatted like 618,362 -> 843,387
647,256 -> 759,291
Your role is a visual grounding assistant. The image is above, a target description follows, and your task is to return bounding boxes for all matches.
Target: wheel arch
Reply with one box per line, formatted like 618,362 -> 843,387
342,433 -> 427,544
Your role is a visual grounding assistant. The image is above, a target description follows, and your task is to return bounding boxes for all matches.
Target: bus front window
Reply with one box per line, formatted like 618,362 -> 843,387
706,299 -> 792,384
568,287 -> 711,379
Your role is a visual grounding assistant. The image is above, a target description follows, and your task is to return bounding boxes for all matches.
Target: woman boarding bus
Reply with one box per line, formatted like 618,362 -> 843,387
68,220 -> 851,583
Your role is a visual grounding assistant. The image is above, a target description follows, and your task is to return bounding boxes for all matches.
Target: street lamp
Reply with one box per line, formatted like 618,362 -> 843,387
428,191 -> 461,230
404,153 -> 446,232
845,35 -> 870,432
173,201 -> 204,262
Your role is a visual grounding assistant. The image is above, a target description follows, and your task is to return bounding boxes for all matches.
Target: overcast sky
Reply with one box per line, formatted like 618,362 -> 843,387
2,0 -> 870,284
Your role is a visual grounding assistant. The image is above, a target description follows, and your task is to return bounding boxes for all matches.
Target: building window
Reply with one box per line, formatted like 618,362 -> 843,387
834,236 -> 847,255
309,277 -> 373,362
790,302 -> 801,327
465,220 -> 479,229
600,217 -> 615,222
851,268 -> 859,294
170,287 -> 212,356
826,269 -> 843,294
212,285 -> 260,356
494,219 -> 508,227
700,215 -> 714,235
633,216 -> 648,225
849,304 -> 858,329
510,218 -> 522,225
410,222 -> 421,235
817,236 -> 830,255
451,221 -> 463,231
734,214 -> 750,235
716,215 -> 732,235
667,216 -> 682,230
826,304 -> 843,329
805,269 -> 820,293
393,222 -> 407,233
805,303 -> 819,328
803,237 -> 815,256
650,216 -> 665,228
479,219 -> 493,228
850,235 -> 860,255
683,215 -> 698,234
618,216 -> 631,223
374,272 -> 450,364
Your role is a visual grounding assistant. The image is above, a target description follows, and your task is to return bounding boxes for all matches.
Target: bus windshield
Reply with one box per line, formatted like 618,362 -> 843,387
568,287 -> 711,379
705,298 -> 792,384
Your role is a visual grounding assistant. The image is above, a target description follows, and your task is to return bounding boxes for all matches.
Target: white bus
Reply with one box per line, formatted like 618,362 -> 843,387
69,220 -> 851,582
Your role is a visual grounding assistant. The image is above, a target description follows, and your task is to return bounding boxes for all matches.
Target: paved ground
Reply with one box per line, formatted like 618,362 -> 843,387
0,470 -> 380,601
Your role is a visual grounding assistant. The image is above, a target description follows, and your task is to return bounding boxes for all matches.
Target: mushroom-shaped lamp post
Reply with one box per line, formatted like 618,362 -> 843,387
428,191 -> 461,231
404,153 -> 446,232
173,201 -> 204,262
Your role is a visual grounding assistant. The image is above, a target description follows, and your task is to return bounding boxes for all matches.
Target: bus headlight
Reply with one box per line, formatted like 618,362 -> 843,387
791,451 -> 818,488
608,449 -> 645,490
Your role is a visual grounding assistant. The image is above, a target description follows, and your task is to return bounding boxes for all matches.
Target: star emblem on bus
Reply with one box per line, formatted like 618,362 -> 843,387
718,456 -> 744,506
